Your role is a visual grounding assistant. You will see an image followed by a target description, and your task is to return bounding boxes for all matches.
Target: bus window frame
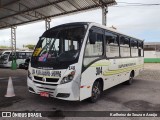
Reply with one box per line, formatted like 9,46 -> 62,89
105,30 -> 120,58
82,26 -> 106,71
119,35 -> 130,57
82,25 -> 143,72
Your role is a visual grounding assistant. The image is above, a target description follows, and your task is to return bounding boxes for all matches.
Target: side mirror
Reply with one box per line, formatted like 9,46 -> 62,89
89,31 -> 96,44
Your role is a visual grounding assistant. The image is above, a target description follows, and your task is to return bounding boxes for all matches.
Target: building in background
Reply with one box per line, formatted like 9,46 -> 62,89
144,42 -> 160,63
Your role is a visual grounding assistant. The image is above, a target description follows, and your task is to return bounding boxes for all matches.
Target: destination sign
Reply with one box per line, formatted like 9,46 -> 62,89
32,69 -> 61,78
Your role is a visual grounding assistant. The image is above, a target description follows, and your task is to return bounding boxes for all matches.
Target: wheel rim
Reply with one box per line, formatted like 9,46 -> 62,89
92,82 -> 101,100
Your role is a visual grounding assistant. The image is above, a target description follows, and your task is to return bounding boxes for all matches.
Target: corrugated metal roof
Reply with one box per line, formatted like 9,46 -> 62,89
144,42 -> 160,45
0,0 -> 116,29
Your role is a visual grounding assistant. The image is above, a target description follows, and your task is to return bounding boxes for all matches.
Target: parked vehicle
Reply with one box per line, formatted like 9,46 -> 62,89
0,50 -> 32,68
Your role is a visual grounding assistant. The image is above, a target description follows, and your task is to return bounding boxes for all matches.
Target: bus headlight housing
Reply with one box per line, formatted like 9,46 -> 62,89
28,70 -> 32,80
60,71 -> 75,84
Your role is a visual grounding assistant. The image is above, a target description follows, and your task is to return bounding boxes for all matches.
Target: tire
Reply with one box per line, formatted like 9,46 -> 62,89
126,72 -> 134,85
89,81 -> 102,103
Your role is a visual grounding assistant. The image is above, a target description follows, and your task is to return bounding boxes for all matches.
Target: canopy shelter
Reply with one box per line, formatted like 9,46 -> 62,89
0,0 -> 116,29
0,0 -> 116,69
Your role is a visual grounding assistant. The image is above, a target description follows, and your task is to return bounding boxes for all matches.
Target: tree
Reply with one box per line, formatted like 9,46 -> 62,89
0,45 -> 10,48
25,44 -> 35,50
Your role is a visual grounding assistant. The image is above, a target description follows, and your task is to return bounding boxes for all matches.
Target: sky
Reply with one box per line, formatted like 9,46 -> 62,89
0,0 -> 160,48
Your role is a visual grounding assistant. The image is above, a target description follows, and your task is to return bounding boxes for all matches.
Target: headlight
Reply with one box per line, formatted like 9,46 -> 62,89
60,71 -> 75,84
28,70 -> 32,80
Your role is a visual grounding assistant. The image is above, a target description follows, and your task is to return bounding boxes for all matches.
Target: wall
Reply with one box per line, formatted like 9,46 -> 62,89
144,51 -> 160,63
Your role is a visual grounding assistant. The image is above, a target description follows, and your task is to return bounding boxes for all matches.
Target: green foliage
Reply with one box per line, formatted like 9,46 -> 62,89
0,45 -> 10,48
25,44 -> 35,50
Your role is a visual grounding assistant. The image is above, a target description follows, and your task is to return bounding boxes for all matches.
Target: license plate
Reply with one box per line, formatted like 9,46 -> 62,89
40,92 -> 49,97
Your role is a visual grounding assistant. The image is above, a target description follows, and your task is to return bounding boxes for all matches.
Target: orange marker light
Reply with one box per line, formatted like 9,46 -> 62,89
71,71 -> 75,75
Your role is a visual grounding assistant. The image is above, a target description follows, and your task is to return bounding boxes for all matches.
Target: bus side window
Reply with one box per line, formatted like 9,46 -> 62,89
17,52 -> 21,59
131,39 -> 138,57
83,27 -> 104,67
138,49 -> 141,57
26,52 -> 32,58
105,32 -> 119,58
22,52 -> 26,59
16,52 -> 19,59
84,33 -> 103,56
16,52 -> 25,59
120,36 -> 130,57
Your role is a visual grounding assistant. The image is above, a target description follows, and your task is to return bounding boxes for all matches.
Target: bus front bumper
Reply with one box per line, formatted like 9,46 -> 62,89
27,77 -> 80,101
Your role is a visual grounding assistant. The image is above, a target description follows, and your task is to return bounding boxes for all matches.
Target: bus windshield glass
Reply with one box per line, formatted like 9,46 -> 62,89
31,24 -> 87,69
0,52 -> 10,60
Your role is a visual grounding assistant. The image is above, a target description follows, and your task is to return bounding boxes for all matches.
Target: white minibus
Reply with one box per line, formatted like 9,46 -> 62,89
27,22 -> 144,102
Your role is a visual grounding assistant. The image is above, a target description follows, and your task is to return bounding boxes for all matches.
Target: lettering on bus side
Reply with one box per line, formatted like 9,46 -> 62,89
96,67 -> 102,75
118,63 -> 136,68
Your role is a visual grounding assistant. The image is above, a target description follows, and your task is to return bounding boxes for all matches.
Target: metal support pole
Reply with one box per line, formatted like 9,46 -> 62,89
45,18 -> 51,30
11,26 -> 17,70
102,6 -> 108,26
45,18 -> 51,51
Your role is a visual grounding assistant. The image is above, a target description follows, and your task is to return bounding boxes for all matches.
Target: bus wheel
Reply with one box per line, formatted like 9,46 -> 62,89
89,81 -> 102,103
126,72 -> 134,85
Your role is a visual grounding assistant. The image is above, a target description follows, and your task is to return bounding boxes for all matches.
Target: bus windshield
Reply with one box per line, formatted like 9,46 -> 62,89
31,24 -> 87,69
0,52 -> 10,60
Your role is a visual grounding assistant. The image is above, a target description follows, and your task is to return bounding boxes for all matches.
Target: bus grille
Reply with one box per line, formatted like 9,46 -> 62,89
34,76 -> 59,82
34,76 -> 42,81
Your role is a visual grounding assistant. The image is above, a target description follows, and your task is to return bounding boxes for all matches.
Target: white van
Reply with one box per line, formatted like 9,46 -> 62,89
0,50 -> 32,68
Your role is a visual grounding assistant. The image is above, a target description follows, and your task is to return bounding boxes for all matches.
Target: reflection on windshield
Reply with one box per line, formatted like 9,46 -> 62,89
32,25 -> 87,69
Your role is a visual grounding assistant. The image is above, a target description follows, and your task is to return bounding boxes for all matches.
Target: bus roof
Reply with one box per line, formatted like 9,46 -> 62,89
89,22 -> 143,42
44,22 -> 143,42
42,22 -> 90,37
